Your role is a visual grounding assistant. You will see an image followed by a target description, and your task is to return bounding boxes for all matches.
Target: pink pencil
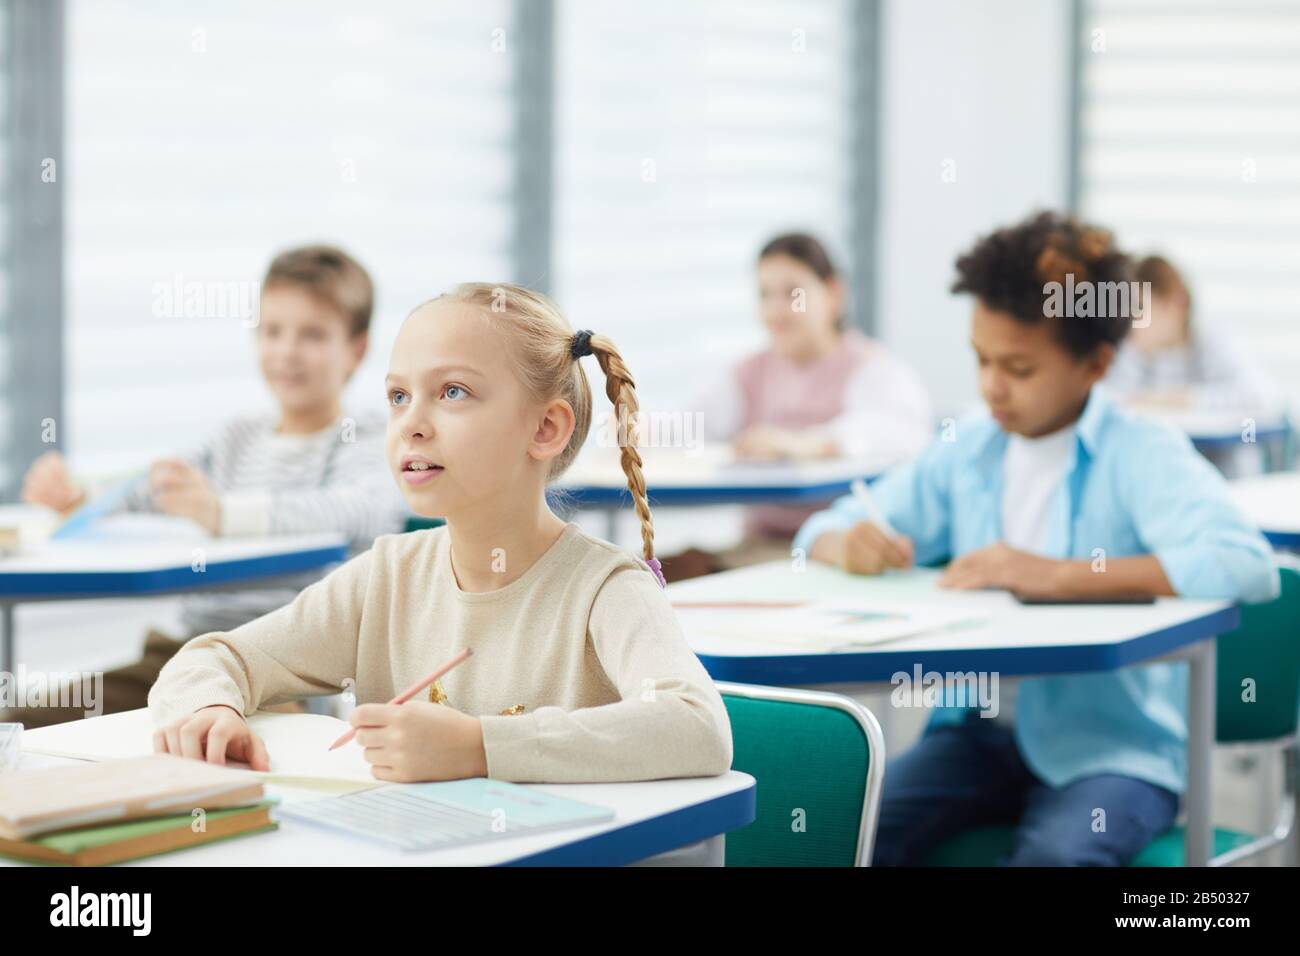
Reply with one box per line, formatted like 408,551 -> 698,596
328,648 -> 473,750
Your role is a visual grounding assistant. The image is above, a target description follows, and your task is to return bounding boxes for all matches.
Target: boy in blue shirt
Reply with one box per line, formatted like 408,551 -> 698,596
793,211 -> 1278,866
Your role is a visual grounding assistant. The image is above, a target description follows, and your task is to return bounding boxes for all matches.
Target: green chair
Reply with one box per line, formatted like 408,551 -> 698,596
403,515 -> 445,533
719,681 -> 885,866
925,562 -> 1300,867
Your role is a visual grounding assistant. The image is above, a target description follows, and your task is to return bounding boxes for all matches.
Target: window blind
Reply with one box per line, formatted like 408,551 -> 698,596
551,0 -> 862,417
65,0 -> 518,474
1077,0 -> 1300,413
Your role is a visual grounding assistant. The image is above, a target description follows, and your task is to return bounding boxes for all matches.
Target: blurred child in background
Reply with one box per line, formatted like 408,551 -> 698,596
662,233 -> 932,581
6,245 -> 406,728
1105,254 -> 1283,476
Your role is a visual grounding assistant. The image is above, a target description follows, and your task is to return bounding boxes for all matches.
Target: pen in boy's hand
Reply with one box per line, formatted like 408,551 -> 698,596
851,478 -> 899,538
328,648 -> 473,750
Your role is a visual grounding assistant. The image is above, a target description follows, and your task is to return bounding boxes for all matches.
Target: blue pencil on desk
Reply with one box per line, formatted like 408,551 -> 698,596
50,472 -> 145,540
850,478 -> 898,537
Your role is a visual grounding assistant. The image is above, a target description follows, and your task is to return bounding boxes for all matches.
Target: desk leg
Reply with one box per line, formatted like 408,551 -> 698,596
631,834 -> 724,867
603,508 -> 619,545
0,603 -> 12,676
1185,637 -> 1216,867
1288,745 -> 1300,867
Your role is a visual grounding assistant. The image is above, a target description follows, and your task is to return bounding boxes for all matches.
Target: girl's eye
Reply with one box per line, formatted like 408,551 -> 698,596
443,384 -> 467,401
389,390 -> 407,406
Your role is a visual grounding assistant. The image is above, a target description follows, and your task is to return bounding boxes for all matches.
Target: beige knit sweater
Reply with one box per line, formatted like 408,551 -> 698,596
147,522 -> 733,783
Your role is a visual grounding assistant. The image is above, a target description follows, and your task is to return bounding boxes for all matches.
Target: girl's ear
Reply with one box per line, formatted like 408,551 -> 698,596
825,276 -> 847,326
529,397 -> 576,465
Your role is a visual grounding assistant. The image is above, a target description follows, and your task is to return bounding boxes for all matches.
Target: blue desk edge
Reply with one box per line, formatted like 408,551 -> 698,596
694,604 -> 1241,684
0,543 -> 349,598
500,776 -> 757,867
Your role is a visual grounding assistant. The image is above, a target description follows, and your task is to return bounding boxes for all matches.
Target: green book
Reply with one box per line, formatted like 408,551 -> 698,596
0,799 -> 279,866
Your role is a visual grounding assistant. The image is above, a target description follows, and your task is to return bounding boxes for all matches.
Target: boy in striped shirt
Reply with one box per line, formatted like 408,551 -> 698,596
8,245 -> 407,727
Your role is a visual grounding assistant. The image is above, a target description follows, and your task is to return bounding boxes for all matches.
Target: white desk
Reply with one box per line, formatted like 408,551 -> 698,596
1229,472 -> 1300,550
8,749 -> 755,867
554,445 -> 890,541
0,508 -> 348,672
1135,408 -> 1290,452
668,562 -> 1237,867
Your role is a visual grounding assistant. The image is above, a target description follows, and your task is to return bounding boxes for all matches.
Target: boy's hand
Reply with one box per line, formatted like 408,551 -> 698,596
22,451 -> 86,513
939,543 -> 1060,597
350,700 -> 489,783
153,704 -> 270,770
149,458 -> 220,533
826,521 -> 915,575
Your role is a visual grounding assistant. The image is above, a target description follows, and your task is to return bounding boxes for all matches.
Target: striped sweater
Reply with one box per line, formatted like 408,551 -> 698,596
113,410 -> 408,635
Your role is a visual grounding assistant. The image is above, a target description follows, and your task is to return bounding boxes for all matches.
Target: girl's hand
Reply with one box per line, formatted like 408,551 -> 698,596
149,458 -> 221,533
734,425 -> 789,461
1128,387 -> 1193,411
22,451 -> 86,513
938,543 -> 1061,598
350,700 -> 489,783
735,425 -> 837,461
153,704 -> 270,770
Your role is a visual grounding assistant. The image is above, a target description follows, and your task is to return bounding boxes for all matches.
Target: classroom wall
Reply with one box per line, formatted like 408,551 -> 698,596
875,0 -> 1073,419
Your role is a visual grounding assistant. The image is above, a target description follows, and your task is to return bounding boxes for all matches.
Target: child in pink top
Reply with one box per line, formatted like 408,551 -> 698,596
664,234 -> 932,580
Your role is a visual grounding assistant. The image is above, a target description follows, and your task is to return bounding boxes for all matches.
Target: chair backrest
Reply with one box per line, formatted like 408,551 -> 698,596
1216,564 -> 1300,743
403,516 -> 446,533
718,682 -> 884,866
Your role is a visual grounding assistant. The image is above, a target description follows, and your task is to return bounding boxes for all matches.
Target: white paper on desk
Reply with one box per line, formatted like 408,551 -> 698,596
19,708 -> 381,789
681,601 -> 981,651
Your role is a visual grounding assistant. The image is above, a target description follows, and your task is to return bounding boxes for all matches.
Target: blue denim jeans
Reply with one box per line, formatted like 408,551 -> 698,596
872,712 -> 1180,866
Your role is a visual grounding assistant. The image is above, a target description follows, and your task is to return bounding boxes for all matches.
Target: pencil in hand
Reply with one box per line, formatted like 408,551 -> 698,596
851,478 -> 899,538
328,648 -> 473,750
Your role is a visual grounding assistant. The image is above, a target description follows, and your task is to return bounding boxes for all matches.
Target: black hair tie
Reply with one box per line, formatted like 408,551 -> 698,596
570,329 -> 594,360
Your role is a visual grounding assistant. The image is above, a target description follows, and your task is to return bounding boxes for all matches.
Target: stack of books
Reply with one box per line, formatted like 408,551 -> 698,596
0,753 -> 277,865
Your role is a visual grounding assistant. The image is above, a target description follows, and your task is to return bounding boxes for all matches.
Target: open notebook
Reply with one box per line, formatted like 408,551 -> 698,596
279,779 -> 614,852
21,709 -> 380,788
675,600 -> 985,652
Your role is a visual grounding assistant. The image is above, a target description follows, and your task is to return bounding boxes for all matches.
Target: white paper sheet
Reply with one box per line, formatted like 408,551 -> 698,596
20,708 -> 381,789
676,600 -> 984,652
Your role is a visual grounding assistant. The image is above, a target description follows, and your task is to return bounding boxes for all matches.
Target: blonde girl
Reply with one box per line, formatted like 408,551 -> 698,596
150,283 -> 732,783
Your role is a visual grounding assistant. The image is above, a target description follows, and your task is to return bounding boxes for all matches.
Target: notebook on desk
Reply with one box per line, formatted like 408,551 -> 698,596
675,600 -> 984,652
277,778 -> 615,852
0,753 -> 264,840
20,708 -> 380,788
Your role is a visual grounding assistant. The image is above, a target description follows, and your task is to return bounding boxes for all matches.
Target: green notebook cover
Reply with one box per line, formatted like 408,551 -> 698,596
34,798 -> 279,853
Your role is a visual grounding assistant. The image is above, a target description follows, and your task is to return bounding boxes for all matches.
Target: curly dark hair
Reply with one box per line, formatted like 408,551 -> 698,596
951,211 -> 1136,357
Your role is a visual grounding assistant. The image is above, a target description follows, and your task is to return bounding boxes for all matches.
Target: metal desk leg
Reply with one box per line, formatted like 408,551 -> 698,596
1185,637 -> 1216,867
1288,745 -> 1300,867
0,603 -> 13,676
631,834 -> 725,866
603,508 -> 619,545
